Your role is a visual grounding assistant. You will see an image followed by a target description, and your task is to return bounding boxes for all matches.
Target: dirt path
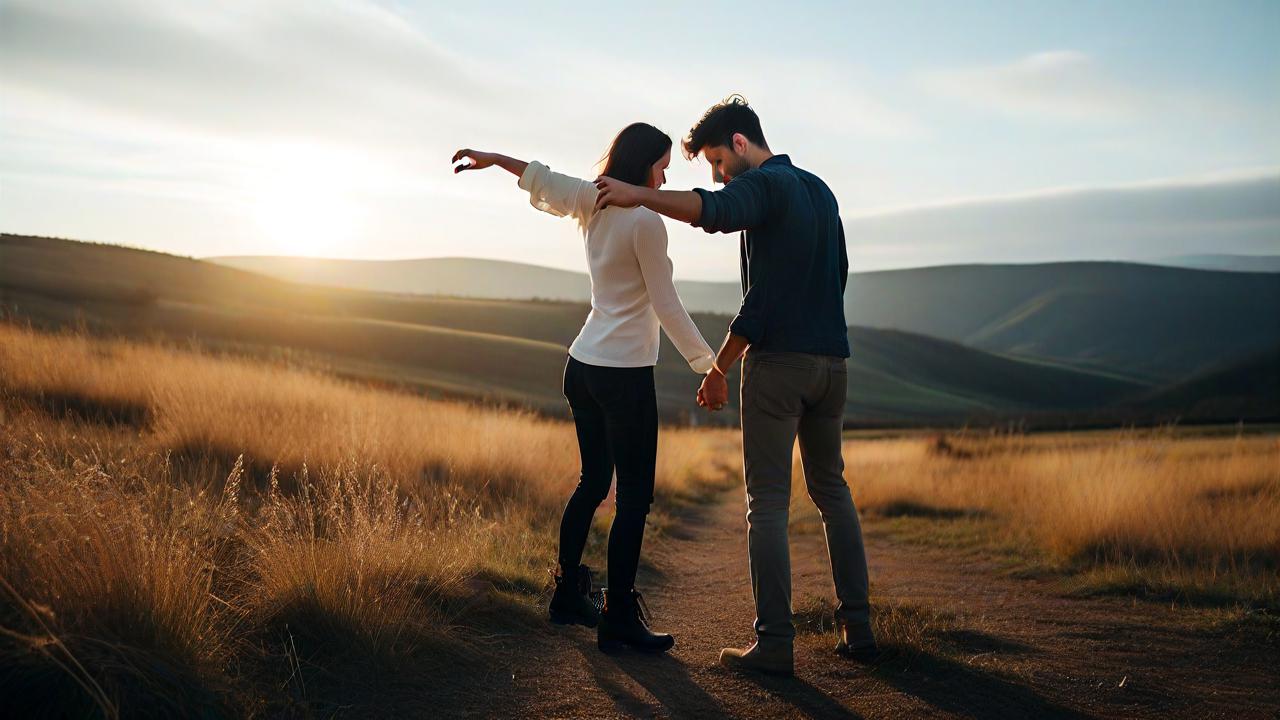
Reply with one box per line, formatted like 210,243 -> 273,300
476,489 -> 1279,719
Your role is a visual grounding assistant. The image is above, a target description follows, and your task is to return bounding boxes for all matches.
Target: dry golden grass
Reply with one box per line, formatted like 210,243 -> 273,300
5,321 -> 1275,715
0,453 -> 238,717
814,429 -> 1280,606
0,324 -> 740,716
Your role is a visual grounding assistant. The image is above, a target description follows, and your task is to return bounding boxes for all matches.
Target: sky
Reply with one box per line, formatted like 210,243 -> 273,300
2,0 -> 1278,280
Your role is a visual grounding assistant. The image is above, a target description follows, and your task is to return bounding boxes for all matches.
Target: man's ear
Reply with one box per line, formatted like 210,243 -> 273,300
731,132 -> 749,155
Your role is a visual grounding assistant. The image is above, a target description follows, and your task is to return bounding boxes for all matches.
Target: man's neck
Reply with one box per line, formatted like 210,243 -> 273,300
747,147 -> 775,170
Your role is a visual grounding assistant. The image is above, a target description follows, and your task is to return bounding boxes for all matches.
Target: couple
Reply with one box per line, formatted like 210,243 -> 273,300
452,96 -> 876,677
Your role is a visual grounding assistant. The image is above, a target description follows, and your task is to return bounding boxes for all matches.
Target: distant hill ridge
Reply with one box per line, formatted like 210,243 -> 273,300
212,253 -> 1280,383
3,233 -> 1203,425
1152,254 -> 1280,273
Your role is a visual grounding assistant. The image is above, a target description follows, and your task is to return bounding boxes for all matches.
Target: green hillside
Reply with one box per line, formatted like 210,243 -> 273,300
845,262 -> 1280,381
213,255 -> 595,303
1128,346 -> 1280,422
213,255 -> 1280,383
2,234 -> 1165,425
845,327 -> 1141,416
2,235 -> 659,416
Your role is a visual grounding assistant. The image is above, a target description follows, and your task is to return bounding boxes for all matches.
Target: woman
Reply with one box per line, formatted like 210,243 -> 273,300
452,124 -> 713,653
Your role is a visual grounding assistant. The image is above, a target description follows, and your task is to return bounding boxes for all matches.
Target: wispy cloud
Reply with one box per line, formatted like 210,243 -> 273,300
0,0 -> 491,140
0,0 -> 558,250
845,171 -> 1280,270
919,51 -> 1142,122
1,3 -> 1276,275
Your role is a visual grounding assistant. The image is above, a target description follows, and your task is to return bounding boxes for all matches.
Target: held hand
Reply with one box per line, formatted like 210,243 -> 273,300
593,176 -> 643,211
452,149 -> 498,173
698,369 -> 729,412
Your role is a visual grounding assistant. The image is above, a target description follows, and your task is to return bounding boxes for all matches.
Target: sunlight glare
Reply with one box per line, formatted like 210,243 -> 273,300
247,143 -> 368,257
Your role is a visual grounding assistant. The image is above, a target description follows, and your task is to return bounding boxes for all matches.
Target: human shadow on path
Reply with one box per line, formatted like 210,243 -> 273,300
732,672 -> 866,720
573,637 -> 870,720
571,638 -> 727,718
871,645 -> 1087,719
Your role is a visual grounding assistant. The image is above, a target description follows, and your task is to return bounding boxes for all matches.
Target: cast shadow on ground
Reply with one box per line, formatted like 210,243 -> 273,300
730,671 -> 866,720
573,637 -> 866,720
572,638 -> 727,717
871,644 -> 1086,719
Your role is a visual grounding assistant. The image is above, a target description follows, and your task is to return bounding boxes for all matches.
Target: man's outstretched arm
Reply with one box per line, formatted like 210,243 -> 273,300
596,172 -> 770,233
594,177 -> 702,225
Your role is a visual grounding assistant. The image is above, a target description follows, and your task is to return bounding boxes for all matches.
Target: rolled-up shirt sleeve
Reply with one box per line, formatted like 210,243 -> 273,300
633,213 -> 715,373
691,169 -> 773,234
517,160 -> 598,226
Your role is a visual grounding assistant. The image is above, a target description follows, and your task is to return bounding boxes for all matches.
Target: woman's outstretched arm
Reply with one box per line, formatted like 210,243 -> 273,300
453,150 -> 596,223
452,149 -> 528,178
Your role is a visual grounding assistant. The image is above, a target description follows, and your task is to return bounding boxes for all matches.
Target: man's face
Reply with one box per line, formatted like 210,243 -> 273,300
701,143 -> 751,185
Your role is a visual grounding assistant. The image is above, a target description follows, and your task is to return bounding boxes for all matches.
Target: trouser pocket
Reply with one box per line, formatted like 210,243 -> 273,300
742,356 -> 809,419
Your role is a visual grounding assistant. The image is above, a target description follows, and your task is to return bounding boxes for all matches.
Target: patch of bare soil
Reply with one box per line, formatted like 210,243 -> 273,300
463,488 -> 1280,719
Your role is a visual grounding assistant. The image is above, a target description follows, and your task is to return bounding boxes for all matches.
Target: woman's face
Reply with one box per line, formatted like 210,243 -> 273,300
648,148 -> 672,189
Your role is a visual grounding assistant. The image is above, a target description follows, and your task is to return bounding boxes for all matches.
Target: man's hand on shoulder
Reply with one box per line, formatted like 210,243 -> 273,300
595,179 -> 703,225
593,176 -> 646,211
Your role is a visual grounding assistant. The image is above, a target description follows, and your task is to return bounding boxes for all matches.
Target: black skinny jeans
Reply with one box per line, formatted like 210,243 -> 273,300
558,355 -> 657,596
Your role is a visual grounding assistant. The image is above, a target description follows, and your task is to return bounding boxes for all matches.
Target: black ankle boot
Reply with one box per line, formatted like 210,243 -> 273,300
549,564 -> 600,627
597,588 -> 674,653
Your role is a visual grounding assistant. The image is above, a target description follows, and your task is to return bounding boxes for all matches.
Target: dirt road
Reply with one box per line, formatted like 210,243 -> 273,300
472,489 -> 1279,719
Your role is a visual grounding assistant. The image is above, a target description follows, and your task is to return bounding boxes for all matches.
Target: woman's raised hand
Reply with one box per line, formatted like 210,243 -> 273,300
452,149 -> 497,173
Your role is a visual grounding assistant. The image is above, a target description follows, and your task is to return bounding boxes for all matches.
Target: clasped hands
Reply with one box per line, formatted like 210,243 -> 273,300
697,367 -> 729,413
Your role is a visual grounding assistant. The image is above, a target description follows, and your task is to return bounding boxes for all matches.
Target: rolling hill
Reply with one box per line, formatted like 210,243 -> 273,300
1129,346 -> 1280,422
844,262 -> 1280,382
212,255 -> 597,303
1152,254 -> 1280,273
3,234 -> 1162,425
212,256 -> 1280,383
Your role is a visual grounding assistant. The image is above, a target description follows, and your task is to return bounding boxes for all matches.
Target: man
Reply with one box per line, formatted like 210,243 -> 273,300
594,95 -> 877,676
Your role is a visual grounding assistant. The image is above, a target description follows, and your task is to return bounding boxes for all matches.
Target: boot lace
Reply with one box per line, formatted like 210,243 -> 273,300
632,590 -> 653,629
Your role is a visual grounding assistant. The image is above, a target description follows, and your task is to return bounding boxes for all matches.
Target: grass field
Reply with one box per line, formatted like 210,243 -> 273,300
803,429 -> 1280,609
0,323 -> 740,716
3,323 -> 1276,716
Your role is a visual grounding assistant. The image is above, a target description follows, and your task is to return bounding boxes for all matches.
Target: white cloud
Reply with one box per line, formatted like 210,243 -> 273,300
843,171 -> 1280,270
567,57 -> 930,142
919,50 -> 1140,122
0,0 -> 521,144
0,0 -> 568,255
1,4 -> 1275,277
0,0 -> 926,271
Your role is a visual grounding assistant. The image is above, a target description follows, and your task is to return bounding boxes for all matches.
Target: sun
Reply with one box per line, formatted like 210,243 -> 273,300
247,143 -> 365,257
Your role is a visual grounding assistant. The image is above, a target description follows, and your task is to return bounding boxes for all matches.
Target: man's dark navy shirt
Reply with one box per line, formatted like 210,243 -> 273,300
691,154 -> 850,358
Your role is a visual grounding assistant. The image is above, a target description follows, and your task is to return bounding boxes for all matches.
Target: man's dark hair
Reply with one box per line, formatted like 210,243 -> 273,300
600,122 -> 672,187
682,94 -> 768,160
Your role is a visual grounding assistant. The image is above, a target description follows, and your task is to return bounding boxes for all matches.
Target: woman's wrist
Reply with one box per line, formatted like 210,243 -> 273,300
495,154 -> 528,178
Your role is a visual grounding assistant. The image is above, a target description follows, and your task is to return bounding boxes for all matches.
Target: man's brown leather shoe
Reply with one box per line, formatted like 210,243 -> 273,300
719,642 -> 794,677
835,619 -> 879,662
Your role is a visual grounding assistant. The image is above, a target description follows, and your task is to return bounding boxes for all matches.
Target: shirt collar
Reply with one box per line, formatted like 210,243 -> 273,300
761,154 -> 791,168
